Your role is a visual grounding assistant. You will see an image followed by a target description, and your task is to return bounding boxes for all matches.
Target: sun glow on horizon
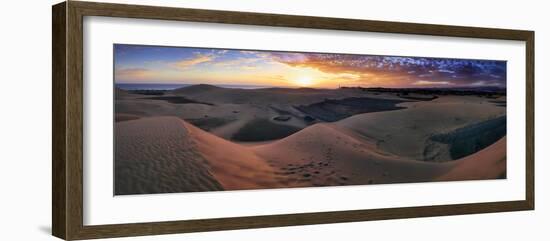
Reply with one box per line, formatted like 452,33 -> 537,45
295,76 -> 314,87
114,44 -> 507,89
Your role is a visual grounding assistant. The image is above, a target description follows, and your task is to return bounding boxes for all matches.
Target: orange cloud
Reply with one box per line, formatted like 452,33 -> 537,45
270,54 -> 412,87
115,68 -> 154,80
173,54 -> 215,69
213,57 -> 263,68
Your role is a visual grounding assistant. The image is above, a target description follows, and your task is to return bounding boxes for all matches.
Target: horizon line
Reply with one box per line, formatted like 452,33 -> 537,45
115,82 -> 507,91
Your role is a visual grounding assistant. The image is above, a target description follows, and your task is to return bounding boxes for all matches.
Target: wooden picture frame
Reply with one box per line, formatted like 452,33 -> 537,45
52,1 -> 534,240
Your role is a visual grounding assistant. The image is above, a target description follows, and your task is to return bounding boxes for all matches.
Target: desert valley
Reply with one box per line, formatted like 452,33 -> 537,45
114,85 -> 506,195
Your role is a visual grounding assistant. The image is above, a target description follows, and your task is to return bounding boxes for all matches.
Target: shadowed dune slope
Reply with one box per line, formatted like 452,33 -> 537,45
437,137 -> 506,181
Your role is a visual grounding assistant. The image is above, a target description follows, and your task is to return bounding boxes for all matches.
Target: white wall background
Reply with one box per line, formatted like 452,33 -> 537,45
0,0 -> 547,240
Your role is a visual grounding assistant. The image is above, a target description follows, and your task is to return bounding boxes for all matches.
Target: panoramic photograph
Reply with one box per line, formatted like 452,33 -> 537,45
114,44 -> 507,195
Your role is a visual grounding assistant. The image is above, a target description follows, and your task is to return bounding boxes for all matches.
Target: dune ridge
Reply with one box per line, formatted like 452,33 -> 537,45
253,123 -> 454,186
115,116 -> 297,194
182,120 -> 288,190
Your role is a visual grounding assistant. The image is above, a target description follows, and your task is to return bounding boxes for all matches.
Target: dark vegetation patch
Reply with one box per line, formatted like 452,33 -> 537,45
273,115 -> 291,121
115,114 -> 141,122
232,119 -> 301,142
352,86 -> 506,96
295,97 -> 409,122
145,96 -> 213,105
270,105 -> 316,123
430,115 -> 506,160
489,100 -> 507,107
397,94 -> 438,101
303,115 -> 316,122
478,93 -> 506,99
187,117 -> 235,131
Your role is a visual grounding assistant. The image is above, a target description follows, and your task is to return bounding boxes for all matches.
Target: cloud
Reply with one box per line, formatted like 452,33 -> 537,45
173,54 -> 215,69
413,80 -> 453,86
336,73 -> 361,80
469,80 -> 502,87
115,68 -> 153,80
240,66 -> 257,70
438,69 -> 455,73
268,53 -> 506,87
214,57 -> 264,68
240,50 -> 261,55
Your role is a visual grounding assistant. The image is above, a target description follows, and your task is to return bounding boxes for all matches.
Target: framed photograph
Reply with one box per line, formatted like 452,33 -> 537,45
52,1 -> 534,240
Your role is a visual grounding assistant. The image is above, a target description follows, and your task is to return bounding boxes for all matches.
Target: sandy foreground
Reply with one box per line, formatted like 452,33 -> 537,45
115,85 -> 506,194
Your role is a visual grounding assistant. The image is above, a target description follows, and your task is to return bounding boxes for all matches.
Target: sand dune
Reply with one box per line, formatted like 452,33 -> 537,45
182,121 -> 287,190
115,116 -> 223,195
115,115 -> 506,194
253,123 -> 453,186
115,116 -> 287,194
336,96 -> 506,162
117,85 -> 423,142
114,86 -> 507,194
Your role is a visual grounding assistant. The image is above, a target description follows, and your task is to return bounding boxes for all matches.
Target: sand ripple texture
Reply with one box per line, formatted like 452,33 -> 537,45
115,116 -> 223,195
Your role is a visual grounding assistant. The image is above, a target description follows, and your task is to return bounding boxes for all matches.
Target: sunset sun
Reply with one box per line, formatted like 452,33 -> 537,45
295,76 -> 313,87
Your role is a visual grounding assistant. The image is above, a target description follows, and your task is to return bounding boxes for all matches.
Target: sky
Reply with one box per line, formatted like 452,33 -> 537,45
114,44 -> 506,89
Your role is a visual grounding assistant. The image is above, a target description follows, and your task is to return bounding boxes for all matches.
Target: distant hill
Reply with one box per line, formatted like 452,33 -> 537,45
355,86 -> 506,95
171,84 -> 223,95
